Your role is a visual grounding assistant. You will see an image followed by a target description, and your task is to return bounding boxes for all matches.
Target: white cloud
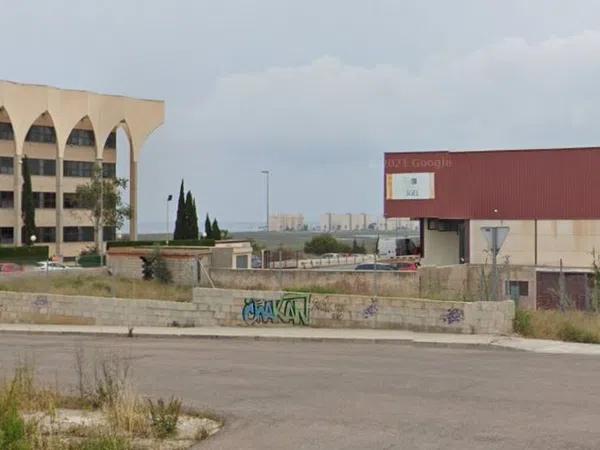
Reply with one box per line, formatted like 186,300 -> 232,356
196,30 -> 600,162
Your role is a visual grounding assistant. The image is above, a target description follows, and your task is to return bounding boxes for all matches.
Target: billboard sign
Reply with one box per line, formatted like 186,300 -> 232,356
386,173 -> 435,200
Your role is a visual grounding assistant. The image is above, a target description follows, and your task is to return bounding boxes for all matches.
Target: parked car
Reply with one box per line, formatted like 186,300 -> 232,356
354,263 -> 397,271
251,256 -> 262,269
35,261 -> 70,271
321,253 -> 338,259
393,262 -> 419,271
0,263 -> 23,273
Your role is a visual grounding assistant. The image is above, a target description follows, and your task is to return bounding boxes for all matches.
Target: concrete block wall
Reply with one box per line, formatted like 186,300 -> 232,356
205,268 -> 420,298
0,287 -> 514,335
192,287 -> 514,335
0,292 -> 202,327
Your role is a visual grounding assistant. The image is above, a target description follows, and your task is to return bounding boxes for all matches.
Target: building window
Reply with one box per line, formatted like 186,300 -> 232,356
236,255 -> 249,269
36,227 -> 56,243
0,122 -> 14,140
103,163 -> 116,179
0,227 -> 13,244
64,226 -> 94,242
103,226 -> 116,241
505,281 -> 529,297
27,158 -> 56,176
32,192 -> 56,209
0,157 -> 13,174
63,193 -> 80,209
0,191 -> 13,208
26,125 -> 56,144
67,128 -> 95,147
104,132 -> 116,149
64,160 -> 94,177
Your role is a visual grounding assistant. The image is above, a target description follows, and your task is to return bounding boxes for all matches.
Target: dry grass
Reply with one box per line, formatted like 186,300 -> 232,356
514,309 -> 600,343
0,350 -> 217,449
0,273 -> 192,302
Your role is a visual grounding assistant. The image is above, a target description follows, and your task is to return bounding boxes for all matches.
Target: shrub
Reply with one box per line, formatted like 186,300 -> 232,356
0,246 -> 49,264
513,310 -> 533,336
0,398 -> 28,450
148,397 -> 182,438
152,254 -> 172,284
304,234 -> 351,255
557,323 -> 599,344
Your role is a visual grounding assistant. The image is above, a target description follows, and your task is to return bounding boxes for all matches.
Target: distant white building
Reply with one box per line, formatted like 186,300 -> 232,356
320,213 -> 417,232
269,213 -> 305,231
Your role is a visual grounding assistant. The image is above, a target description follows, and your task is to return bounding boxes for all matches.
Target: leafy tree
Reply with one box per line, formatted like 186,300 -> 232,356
21,156 -> 36,245
304,234 -> 351,255
204,214 -> 212,239
351,239 -> 366,254
75,165 -> 130,252
173,180 -> 186,240
211,218 -> 222,240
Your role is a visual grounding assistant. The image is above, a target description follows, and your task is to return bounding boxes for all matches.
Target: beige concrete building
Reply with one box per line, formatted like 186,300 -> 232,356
320,213 -> 415,232
0,80 -> 164,257
269,213 -> 304,231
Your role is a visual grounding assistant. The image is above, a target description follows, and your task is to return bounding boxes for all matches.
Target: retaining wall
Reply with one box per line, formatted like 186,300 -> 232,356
192,287 -> 515,335
0,288 -> 515,335
0,292 -> 203,327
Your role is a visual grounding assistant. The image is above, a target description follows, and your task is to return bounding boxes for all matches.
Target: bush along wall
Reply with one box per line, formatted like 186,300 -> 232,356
0,245 -> 49,264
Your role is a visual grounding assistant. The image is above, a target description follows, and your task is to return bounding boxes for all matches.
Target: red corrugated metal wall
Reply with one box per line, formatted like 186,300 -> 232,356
384,147 -> 600,220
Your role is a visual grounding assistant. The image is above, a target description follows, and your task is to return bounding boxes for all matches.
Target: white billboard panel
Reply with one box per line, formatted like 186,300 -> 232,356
387,173 -> 435,200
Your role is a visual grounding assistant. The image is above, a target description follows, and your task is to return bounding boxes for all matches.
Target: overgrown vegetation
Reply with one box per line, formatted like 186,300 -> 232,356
140,247 -> 173,284
514,309 -> 600,344
148,398 -> 182,438
0,351 -> 220,449
0,274 -> 191,301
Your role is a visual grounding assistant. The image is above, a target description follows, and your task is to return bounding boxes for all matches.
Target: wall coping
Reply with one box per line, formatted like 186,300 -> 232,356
193,286 -> 512,307
0,290 -> 192,305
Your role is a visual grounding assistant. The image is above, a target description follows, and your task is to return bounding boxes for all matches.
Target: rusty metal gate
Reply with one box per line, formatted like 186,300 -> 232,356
536,271 -> 590,310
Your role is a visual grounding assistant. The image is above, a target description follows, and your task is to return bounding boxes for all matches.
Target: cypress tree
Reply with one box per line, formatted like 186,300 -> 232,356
204,214 -> 212,239
21,156 -> 36,246
211,218 -> 222,240
184,191 -> 198,239
173,180 -> 186,240
190,198 -> 199,239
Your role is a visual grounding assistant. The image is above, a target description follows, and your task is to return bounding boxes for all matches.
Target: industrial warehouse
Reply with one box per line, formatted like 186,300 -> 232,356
385,147 -> 600,268
385,147 -> 600,309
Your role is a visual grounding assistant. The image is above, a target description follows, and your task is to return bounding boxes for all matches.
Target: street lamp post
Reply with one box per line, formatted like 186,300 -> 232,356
261,170 -> 270,232
166,194 -> 173,244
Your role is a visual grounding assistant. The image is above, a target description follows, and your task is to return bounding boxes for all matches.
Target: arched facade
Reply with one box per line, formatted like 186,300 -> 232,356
0,80 -> 164,256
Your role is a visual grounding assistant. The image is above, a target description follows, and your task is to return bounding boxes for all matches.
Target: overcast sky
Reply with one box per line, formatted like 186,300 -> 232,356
2,1 -> 600,231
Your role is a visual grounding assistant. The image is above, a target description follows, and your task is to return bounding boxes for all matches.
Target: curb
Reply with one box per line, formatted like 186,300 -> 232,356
0,327 -> 518,351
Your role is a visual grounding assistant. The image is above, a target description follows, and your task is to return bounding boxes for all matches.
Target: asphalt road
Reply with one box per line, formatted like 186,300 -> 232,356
1,334 -> 600,449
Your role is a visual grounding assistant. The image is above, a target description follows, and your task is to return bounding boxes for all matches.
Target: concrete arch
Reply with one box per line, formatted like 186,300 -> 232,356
0,80 -> 165,246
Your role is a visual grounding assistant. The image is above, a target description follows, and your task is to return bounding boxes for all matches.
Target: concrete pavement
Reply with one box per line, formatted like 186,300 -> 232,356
1,333 -> 600,449
1,323 -> 600,355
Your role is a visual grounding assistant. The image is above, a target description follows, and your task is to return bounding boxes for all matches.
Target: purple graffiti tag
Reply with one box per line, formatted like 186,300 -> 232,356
441,308 -> 464,325
362,299 -> 379,319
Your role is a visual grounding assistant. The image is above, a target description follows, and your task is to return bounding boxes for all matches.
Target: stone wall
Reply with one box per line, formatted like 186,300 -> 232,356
192,287 -> 515,335
205,268 -> 420,298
